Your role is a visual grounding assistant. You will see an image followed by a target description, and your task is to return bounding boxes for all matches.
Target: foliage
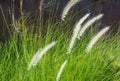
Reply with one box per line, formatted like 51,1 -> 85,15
0,17 -> 120,81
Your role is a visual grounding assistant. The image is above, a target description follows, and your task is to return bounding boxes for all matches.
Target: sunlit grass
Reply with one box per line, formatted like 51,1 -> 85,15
0,16 -> 120,81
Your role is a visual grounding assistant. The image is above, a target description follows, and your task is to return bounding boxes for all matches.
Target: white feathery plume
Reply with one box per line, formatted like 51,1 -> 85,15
61,0 -> 81,21
28,41 -> 57,70
67,13 -> 90,54
78,14 -> 103,39
56,60 -> 67,81
86,27 -> 109,53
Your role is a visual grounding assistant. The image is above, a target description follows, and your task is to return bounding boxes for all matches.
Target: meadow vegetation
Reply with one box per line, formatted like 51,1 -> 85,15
0,15 -> 120,81
0,0 -> 120,81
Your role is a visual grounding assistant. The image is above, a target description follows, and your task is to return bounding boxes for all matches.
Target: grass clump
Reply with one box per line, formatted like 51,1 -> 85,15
0,16 -> 120,81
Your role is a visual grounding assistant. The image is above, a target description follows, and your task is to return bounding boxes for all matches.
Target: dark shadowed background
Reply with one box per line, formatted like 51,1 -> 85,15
0,0 -> 120,41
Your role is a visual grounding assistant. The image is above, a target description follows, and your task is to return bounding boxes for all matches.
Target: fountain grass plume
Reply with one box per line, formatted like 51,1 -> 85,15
56,60 -> 67,81
78,14 -> 103,39
61,0 -> 81,21
67,13 -> 90,54
28,41 -> 57,70
86,27 -> 109,53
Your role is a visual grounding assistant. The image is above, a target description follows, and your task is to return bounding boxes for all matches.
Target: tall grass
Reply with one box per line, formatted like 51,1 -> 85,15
0,1 -> 120,80
0,15 -> 120,81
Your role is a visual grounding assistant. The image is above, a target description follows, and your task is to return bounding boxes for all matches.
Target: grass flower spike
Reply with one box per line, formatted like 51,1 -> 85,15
78,14 -> 103,39
28,41 -> 57,70
61,0 -> 81,21
67,13 -> 90,54
86,27 -> 109,53
56,60 -> 67,81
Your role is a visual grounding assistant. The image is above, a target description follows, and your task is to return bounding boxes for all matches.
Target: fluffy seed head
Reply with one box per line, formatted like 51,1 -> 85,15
61,0 -> 81,21
67,13 -> 90,54
86,27 -> 109,53
78,14 -> 103,39
28,41 -> 57,70
56,60 -> 67,81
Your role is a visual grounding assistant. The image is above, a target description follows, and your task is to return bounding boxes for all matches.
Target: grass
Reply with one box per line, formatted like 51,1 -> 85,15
0,15 -> 120,81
